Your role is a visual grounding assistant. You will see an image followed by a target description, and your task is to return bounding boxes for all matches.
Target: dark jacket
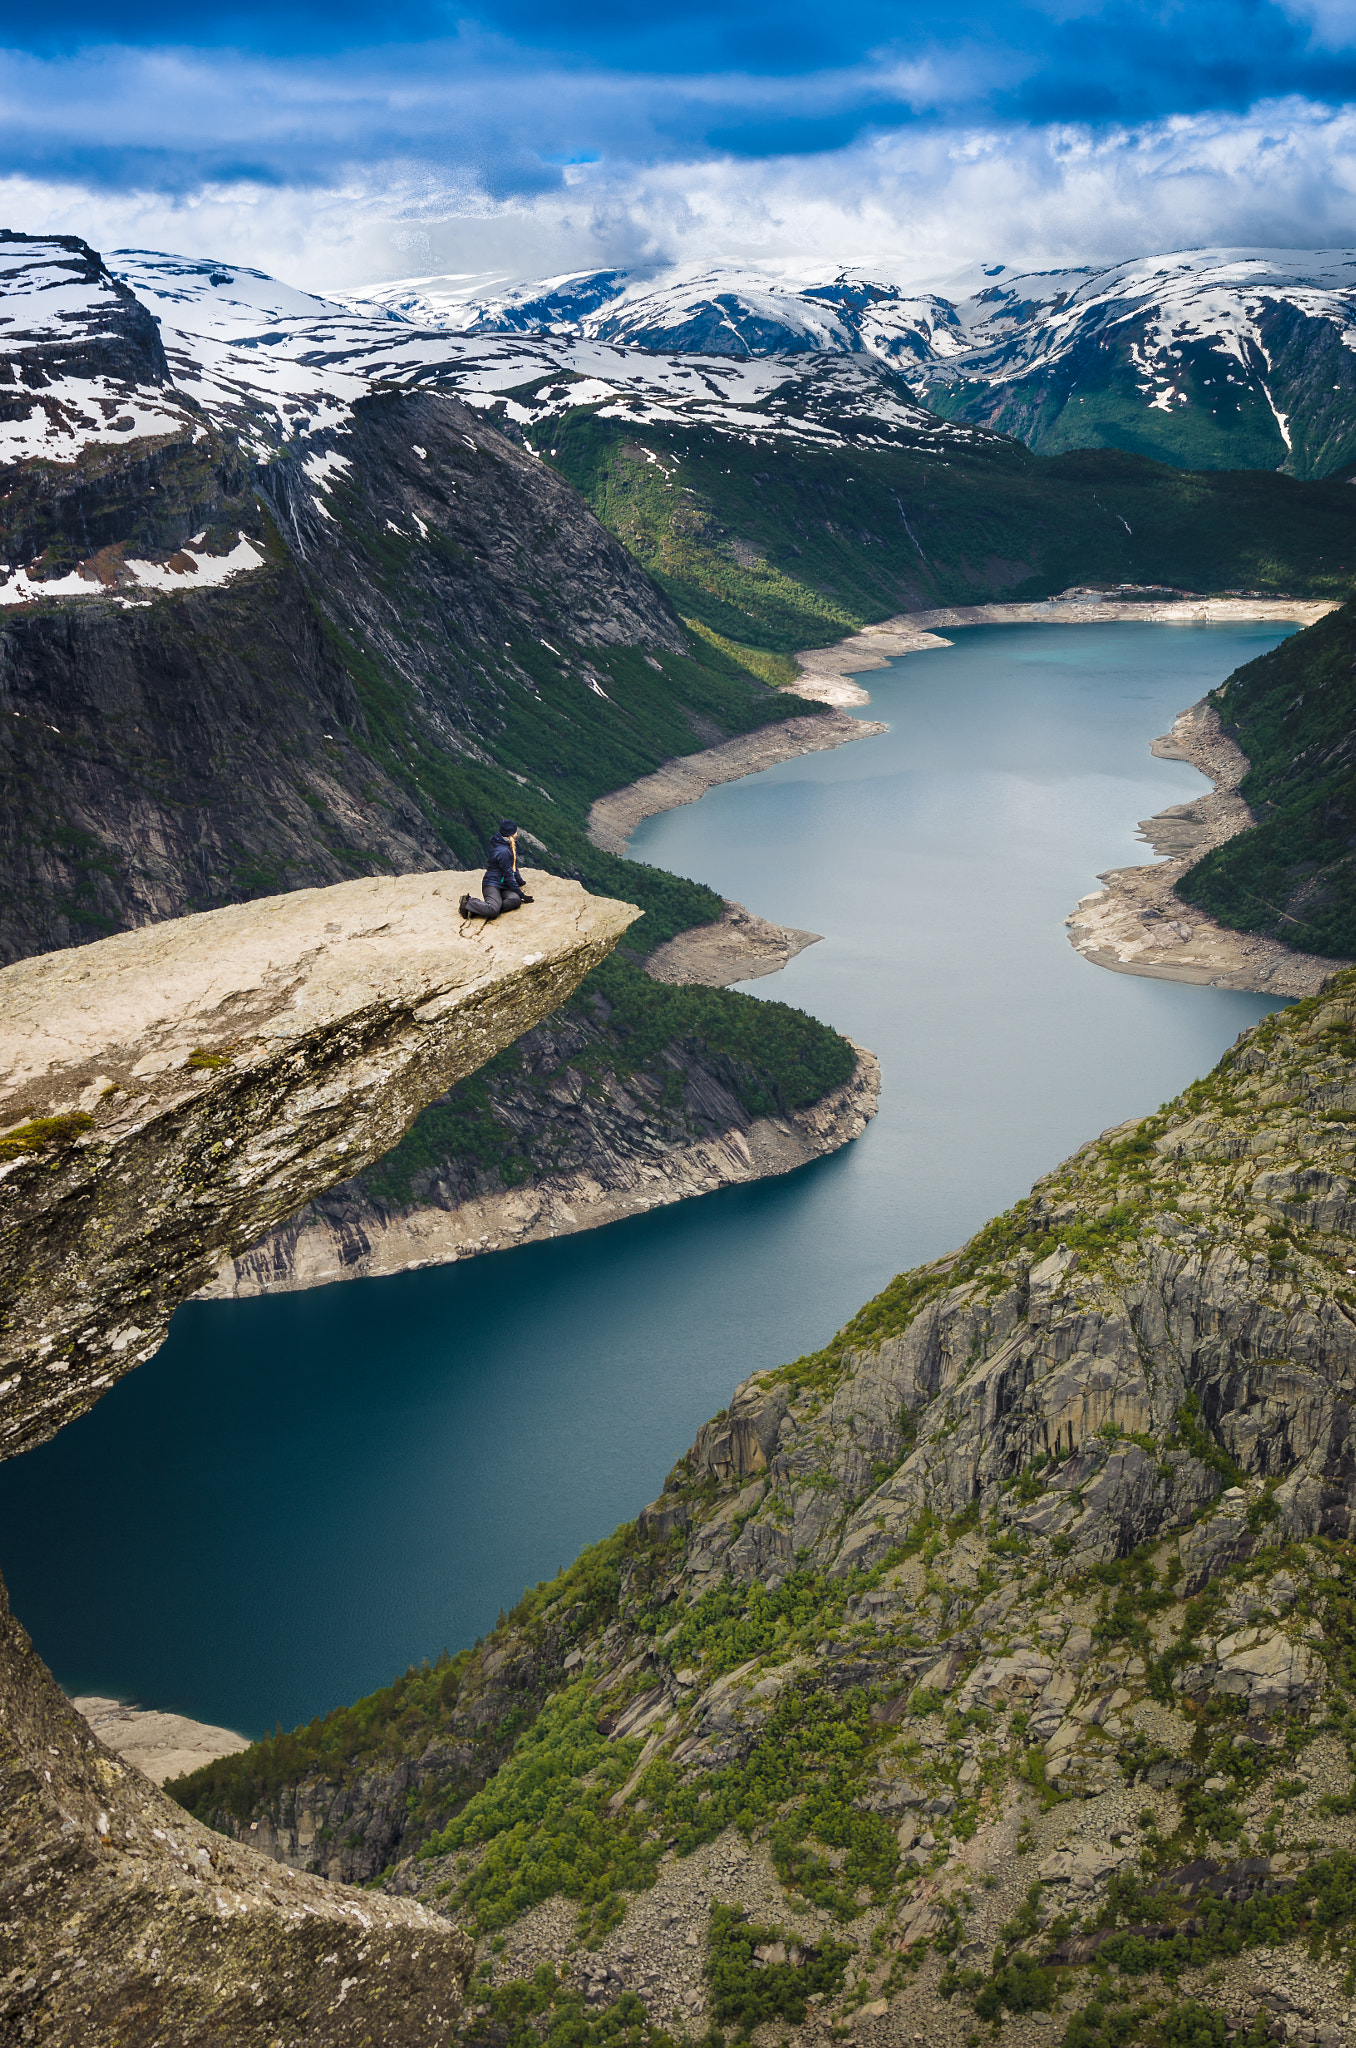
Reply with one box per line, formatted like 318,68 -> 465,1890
481,832 -> 524,896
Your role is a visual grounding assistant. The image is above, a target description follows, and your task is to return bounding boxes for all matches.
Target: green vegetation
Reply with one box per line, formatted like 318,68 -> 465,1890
1063,1994 -> 1270,2048
466,1966 -> 679,2048
423,1685 -> 662,1944
0,1111 -> 94,1161
645,1574 -> 851,1683
1178,597 -> 1356,956
924,346 -> 1301,476
413,1663 -> 898,1942
359,953 -> 857,1211
1173,1390 -> 1247,1490
545,414 -> 1356,656
169,1525 -> 639,1824
705,1904 -> 853,2035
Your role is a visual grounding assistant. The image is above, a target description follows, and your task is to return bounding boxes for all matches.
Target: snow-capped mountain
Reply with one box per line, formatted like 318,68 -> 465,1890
105,250 -> 994,465
340,248 -> 1356,478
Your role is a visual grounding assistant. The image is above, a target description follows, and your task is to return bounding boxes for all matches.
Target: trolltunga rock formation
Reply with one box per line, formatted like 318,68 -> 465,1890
0,868 -> 635,2046
0,869 -> 636,1460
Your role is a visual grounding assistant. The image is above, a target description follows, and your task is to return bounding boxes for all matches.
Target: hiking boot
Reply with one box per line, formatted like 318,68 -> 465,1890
458,893 -> 473,918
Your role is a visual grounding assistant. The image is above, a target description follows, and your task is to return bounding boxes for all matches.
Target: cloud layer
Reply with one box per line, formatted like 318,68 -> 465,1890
0,0 -> 1354,287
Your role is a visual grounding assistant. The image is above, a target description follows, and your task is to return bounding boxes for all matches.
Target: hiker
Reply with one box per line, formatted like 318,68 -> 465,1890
459,819 -> 534,920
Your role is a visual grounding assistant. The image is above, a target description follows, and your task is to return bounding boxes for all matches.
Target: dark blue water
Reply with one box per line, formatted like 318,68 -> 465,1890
0,623 -> 1294,1737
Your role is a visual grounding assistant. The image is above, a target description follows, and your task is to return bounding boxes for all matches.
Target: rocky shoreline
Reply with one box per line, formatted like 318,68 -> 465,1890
201,1045 -> 879,1298
585,709 -> 887,855
778,593 -> 1342,998
788,593 -> 1336,704
1064,696 -> 1349,996
644,898 -> 822,986
70,1695 -> 250,1786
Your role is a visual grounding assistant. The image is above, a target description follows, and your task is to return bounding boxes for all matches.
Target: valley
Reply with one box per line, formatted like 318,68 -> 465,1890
6,222 -> 1356,2048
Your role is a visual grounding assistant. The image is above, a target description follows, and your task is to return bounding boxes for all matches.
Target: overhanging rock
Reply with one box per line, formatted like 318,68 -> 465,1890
0,870 -> 637,1458
0,867 -> 635,2045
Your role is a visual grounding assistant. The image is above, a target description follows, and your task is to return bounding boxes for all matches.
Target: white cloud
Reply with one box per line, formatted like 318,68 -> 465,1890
1274,0 -> 1356,49
2,97 -> 1354,290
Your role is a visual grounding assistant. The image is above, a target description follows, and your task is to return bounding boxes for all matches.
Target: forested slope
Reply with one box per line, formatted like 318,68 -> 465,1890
1177,598 -> 1356,957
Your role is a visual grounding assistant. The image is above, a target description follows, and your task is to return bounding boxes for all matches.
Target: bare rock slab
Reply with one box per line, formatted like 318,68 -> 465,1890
0,870 -> 637,1456
1065,698 -> 1348,996
69,1696 -> 251,1786
645,898 -> 822,987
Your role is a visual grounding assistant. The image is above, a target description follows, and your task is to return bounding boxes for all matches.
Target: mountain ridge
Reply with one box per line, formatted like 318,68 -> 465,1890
336,246 -> 1356,479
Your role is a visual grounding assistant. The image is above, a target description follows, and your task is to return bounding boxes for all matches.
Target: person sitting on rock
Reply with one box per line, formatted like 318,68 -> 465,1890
459,820 -> 534,920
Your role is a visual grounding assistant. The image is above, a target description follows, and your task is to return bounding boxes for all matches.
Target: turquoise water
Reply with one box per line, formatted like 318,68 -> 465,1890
0,623 -> 1296,1737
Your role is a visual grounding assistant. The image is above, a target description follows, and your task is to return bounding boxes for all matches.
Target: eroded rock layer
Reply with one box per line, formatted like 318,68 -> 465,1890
0,1572 -> 474,2047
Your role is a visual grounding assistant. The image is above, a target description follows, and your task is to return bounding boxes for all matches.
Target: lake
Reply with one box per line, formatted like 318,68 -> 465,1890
0,621 -> 1296,1736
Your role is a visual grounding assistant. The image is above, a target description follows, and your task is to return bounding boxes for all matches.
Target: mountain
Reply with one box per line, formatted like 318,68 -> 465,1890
0,232 -> 881,1300
340,248 -> 1356,479
4,230 -> 1354,1296
175,971 -> 1356,2048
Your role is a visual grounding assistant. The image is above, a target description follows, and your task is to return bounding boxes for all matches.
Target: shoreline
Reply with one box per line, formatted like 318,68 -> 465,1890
1063,697 -> 1349,998
585,709 -> 886,856
70,1693 -> 251,1785
788,595 -> 1338,706
199,1046 -> 880,1298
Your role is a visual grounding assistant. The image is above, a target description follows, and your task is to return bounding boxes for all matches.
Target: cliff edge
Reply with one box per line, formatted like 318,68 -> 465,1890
0,868 -> 636,2046
183,970 -> 1356,2048
0,870 -> 637,1459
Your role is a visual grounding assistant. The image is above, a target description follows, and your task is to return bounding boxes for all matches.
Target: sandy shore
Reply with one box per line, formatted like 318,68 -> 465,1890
1063,697 -> 1348,997
645,899 -> 822,986
71,1693 -> 251,1784
586,709 -> 886,856
779,593 -> 1342,997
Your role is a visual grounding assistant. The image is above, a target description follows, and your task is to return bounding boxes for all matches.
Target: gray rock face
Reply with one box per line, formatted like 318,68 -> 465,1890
0,869 -> 636,1455
0,867 -> 643,2043
646,985 -> 1356,1590
169,969 -> 1356,2048
0,1568 -> 474,2047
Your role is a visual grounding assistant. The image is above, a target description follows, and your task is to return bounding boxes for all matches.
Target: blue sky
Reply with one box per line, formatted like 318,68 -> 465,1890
1,0 -> 1354,285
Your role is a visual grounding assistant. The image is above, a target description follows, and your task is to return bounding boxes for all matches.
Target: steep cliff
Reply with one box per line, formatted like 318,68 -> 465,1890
0,234 -> 886,1278
0,870 -> 635,1456
200,954 -> 874,1294
178,970 -> 1356,2048
0,237 -> 802,962
0,868 -> 641,2042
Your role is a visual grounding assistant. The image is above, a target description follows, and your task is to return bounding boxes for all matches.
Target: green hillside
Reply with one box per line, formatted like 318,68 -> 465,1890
543,415 -> 1356,656
1176,598 -> 1356,958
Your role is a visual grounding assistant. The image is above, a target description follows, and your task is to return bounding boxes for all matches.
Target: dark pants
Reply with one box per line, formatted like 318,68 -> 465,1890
465,884 -> 522,920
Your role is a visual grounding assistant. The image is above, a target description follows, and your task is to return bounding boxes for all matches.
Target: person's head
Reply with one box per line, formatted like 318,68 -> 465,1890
497,818 -> 518,840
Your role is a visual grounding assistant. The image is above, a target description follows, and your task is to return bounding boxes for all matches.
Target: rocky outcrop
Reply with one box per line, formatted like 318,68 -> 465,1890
0,870 -> 635,1456
644,898 -> 822,986
178,967 -> 1356,2048
0,867 -> 641,2042
0,236 -> 787,965
201,1044 -> 878,1295
0,1570 -> 474,2046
